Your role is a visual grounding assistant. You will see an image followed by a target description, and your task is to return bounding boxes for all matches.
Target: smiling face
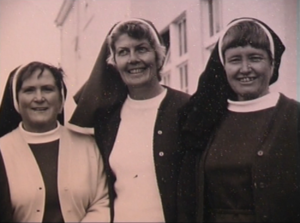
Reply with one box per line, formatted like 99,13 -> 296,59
114,33 -> 159,89
17,68 -> 62,132
224,45 -> 273,101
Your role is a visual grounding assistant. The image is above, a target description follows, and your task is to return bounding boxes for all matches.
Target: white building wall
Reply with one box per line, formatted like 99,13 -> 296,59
129,0 -> 197,31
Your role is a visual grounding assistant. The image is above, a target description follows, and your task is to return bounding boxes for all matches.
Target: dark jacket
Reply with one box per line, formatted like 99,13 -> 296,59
94,87 -> 190,223
178,94 -> 300,222
0,152 -> 13,223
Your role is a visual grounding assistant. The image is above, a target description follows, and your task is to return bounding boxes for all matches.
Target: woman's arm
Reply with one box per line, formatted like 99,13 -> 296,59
0,151 -> 13,223
80,140 -> 110,223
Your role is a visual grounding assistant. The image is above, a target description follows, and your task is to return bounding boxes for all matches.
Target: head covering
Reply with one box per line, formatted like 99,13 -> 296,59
69,18 -> 164,128
179,17 -> 285,149
217,18 -> 275,67
0,63 -> 67,137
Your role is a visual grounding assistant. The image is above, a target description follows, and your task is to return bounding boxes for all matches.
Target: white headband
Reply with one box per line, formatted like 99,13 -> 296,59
12,63 -> 65,113
110,18 -> 161,44
108,18 -> 162,61
12,65 -> 26,113
218,18 -> 275,65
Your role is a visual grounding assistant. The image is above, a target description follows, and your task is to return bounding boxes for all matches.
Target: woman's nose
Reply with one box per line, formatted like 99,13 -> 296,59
128,52 -> 139,64
33,90 -> 45,102
240,60 -> 251,73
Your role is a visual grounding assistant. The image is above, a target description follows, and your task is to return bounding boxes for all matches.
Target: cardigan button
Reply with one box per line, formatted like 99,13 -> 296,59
159,151 -> 164,156
157,130 -> 163,135
257,150 -> 264,156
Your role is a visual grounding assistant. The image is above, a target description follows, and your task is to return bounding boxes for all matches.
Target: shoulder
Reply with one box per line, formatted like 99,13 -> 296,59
62,126 -> 96,144
0,128 -> 19,145
160,87 -> 190,112
278,93 -> 300,110
276,94 -> 300,128
62,127 -> 100,155
165,86 -> 191,102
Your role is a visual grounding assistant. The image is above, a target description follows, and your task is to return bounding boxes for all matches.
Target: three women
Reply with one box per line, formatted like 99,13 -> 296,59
0,62 -> 110,222
1,16 -> 298,223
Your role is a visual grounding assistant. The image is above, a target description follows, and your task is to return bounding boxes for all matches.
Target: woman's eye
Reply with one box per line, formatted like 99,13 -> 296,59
250,56 -> 263,62
117,49 -> 128,56
43,87 -> 55,92
228,57 -> 241,63
23,87 -> 35,93
137,47 -> 148,53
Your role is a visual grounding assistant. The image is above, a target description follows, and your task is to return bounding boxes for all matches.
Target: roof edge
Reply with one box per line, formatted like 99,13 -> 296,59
54,0 -> 75,27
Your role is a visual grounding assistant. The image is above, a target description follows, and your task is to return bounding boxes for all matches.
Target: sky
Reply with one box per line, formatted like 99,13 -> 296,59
0,0 -> 63,100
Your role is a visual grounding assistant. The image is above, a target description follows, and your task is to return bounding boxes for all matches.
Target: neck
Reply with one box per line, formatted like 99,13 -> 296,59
22,121 -> 58,133
128,80 -> 164,100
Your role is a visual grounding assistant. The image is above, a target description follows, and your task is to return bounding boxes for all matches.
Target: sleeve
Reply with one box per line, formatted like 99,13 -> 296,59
177,149 -> 198,222
0,151 -> 13,223
80,138 -> 110,223
297,102 -> 300,149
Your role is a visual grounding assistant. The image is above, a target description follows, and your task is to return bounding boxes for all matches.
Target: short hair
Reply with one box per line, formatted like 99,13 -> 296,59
15,61 -> 66,101
106,20 -> 166,81
221,21 -> 273,63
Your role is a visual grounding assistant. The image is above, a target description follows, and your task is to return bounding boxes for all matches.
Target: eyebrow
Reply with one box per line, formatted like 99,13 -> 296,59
227,51 -> 265,57
137,42 -> 150,46
116,42 -> 150,50
21,83 -> 56,88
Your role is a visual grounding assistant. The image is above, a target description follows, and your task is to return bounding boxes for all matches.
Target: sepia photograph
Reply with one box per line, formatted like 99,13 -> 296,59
0,0 -> 299,222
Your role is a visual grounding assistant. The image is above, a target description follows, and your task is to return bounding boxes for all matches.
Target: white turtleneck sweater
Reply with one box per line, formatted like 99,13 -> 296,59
110,89 -> 167,222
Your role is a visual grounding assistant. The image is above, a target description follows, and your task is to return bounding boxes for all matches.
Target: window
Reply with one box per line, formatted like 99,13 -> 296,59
179,63 -> 188,93
202,0 -> 223,65
159,12 -> 189,93
208,0 -> 221,37
178,18 -> 187,56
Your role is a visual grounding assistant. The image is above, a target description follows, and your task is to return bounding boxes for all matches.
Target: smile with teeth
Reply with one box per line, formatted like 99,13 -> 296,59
32,107 -> 48,111
128,68 -> 146,74
238,77 -> 256,82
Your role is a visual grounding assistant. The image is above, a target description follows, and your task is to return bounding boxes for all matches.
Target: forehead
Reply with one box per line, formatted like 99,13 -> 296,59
21,69 -> 56,86
224,45 -> 268,56
114,34 -> 150,48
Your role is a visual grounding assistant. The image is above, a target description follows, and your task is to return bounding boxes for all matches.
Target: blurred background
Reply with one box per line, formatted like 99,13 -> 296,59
1,0 -> 299,121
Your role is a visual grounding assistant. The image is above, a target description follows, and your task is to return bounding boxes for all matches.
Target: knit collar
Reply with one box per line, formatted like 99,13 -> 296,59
125,88 -> 167,109
19,121 -> 61,144
228,92 -> 280,112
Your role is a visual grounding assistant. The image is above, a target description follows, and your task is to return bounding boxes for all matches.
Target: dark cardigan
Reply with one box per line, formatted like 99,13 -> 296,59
177,94 -> 300,222
94,87 -> 190,223
0,153 -> 13,223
